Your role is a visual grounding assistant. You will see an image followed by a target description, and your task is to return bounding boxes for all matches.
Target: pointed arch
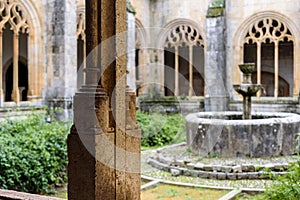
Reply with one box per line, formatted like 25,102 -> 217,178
0,0 -> 42,104
233,11 -> 300,99
157,19 -> 205,97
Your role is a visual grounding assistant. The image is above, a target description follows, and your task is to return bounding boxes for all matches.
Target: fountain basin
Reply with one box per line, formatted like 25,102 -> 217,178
233,84 -> 262,96
186,111 -> 300,158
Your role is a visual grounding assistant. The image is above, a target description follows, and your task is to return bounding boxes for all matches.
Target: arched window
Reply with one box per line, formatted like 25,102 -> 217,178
0,0 -> 30,104
243,18 -> 294,98
164,24 -> 205,97
135,19 -> 147,97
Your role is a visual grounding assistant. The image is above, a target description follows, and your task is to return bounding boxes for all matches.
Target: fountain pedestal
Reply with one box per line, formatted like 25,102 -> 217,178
233,63 -> 261,119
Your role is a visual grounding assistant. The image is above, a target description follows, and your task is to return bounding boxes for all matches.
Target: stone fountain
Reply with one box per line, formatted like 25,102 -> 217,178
233,63 -> 261,119
186,63 -> 300,158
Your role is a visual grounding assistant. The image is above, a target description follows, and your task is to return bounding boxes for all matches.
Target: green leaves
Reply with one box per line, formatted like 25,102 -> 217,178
137,111 -> 186,147
0,114 -> 71,194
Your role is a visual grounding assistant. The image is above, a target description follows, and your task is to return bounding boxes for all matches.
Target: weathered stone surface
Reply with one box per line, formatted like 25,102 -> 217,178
242,164 -> 255,172
208,172 -> 218,179
170,168 -> 181,177
227,173 -> 237,180
194,163 -> 205,170
220,166 -> 230,173
217,172 -> 227,180
248,172 -> 259,179
186,112 -> 300,158
212,165 -> 222,172
232,165 -> 242,173
203,165 -> 213,171
198,171 -> 209,179
237,173 -> 249,180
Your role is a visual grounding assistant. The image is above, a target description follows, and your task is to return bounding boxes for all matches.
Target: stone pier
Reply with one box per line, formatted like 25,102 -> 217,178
204,0 -> 229,112
44,0 -> 77,121
68,0 -> 141,199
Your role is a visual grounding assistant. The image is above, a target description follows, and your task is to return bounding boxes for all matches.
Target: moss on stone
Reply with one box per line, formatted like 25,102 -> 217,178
207,0 -> 225,17
127,2 -> 136,15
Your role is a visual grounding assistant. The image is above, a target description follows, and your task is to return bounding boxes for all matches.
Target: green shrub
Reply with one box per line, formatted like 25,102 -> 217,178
136,110 -> 186,147
0,114 -> 71,194
252,160 -> 300,200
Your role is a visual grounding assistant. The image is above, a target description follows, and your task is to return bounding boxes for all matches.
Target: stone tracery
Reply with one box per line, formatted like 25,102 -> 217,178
164,24 -> 205,97
244,18 -> 293,44
243,17 -> 294,98
0,0 -> 30,104
165,24 -> 204,48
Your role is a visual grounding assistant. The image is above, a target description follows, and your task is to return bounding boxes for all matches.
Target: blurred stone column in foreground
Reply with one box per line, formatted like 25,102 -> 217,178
67,0 -> 141,199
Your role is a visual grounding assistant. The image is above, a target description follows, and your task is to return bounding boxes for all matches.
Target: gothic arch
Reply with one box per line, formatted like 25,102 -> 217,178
16,0 -> 43,101
135,18 -> 147,49
156,18 -> 205,49
0,0 -> 42,104
233,11 -> 300,98
157,19 -> 205,97
134,18 -> 148,96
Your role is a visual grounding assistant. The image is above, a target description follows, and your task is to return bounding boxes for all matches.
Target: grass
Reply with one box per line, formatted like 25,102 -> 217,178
141,184 -> 229,200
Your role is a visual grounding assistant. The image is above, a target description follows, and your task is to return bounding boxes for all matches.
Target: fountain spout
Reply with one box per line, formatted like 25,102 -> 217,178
233,63 -> 261,119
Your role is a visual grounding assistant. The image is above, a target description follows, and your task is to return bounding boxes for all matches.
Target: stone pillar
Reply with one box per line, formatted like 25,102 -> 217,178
126,2 -> 136,92
11,33 -> 20,104
204,0 -> 229,111
68,0 -> 141,199
0,31 -> 3,106
44,0 -> 77,121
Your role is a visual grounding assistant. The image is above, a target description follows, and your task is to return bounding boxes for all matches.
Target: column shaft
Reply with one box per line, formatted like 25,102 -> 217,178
12,33 -> 20,103
274,42 -> 279,98
175,46 -> 179,96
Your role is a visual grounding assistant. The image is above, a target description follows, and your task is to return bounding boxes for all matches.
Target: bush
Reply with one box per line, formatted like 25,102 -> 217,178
136,110 -> 186,147
0,114 -> 71,194
252,160 -> 300,200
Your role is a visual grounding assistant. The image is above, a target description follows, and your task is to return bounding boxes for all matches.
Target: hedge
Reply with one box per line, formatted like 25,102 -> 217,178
0,114 -> 71,194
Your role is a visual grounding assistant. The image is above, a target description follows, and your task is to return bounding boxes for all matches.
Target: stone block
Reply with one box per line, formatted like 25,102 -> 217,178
241,164 -> 255,172
203,165 -> 213,171
221,166 -> 232,173
171,159 -> 185,167
237,173 -> 249,180
194,163 -> 204,170
186,163 -> 195,169
264,163 -> 275,171
217,172 -> 227,180
227,173 -> 237,180
170,168 -> 181,177
208,172 -> 218,179
183,169 -> 192,176
248,172 -> 259,179
198,171 -> 209,179
212,165 -> 222,172
232,165 -> 242,173
190,170 -> 200,177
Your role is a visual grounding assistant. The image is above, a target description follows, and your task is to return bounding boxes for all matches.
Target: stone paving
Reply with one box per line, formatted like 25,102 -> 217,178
141,143 -> 298,188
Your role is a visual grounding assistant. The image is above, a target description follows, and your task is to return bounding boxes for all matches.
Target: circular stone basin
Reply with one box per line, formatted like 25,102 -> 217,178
185,111 -> 300,158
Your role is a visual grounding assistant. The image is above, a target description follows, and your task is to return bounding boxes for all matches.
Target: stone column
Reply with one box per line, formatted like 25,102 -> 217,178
0,31 -> 3,106
126,3 -> 136,92
11,33 -> 20,104
44,0 -> 77,121
204,0 -> 229,111
68,0 -> 141,199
